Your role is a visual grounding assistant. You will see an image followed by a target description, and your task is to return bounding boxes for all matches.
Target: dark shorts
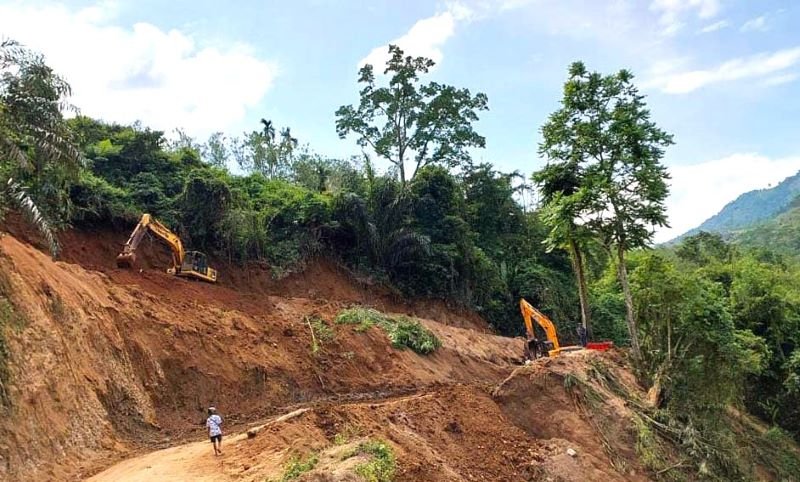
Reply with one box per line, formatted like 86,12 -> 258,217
210,434 -> 222,443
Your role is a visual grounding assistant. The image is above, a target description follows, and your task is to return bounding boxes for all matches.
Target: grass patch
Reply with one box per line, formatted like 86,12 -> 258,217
333,432 -> 349,446
333,423 -> 361,446
563,372 -> 605,409
274,452 -> 319,481
335,307 -> 441,355
353,439 -> 396,482
335,307 -> 387,332
632,414 -> 674,477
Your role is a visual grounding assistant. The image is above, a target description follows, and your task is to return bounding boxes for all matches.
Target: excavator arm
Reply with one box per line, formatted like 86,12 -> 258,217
117,214 -> 185,272
520,298 -> 561,357
117,213 -> 217,283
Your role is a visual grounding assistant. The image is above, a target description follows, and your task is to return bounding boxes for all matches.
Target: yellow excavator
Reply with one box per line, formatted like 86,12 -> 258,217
520,298 -> 562,359
116,213 -> 218,283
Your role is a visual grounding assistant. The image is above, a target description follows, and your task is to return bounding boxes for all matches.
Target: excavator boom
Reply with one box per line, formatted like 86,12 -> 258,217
116,213 -> 217,283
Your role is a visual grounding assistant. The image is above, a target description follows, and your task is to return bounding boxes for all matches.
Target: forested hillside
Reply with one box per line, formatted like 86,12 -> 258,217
733,195 -> 800,256
676,170 -> 800,241
2,38 -> 800,481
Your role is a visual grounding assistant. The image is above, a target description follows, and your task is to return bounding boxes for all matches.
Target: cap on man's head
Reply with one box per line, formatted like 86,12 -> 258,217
208,406 -> 216,413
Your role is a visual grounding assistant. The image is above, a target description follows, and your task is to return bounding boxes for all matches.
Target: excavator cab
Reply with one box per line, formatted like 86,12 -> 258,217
178,251 -> 217,283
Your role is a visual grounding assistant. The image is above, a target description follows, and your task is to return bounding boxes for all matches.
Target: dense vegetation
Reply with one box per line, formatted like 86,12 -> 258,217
3,39 -> 800,479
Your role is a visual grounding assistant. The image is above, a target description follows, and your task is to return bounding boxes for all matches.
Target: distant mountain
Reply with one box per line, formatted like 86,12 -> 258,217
673,170 -> 800,242
734,195 -> 800,256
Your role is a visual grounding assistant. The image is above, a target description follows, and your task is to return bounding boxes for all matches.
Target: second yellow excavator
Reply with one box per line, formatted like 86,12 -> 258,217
116,213 -> 218,283
520,298 -> 562,359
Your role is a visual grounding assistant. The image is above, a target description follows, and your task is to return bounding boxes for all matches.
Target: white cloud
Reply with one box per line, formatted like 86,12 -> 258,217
358,3 -> 472,69
645,46 -> 800,94
699,19 -> 729,33
0,2 -> 278,137
651,0 -> 721,35
656,153 -> 800,242
762,72 -> 799,86
740,14 -> 769,32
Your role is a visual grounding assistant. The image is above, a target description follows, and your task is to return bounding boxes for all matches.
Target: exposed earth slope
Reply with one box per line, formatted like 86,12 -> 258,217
0,227 -> 795,481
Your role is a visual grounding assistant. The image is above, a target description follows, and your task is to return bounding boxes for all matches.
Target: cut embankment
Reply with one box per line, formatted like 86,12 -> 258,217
0,232 -> 520,481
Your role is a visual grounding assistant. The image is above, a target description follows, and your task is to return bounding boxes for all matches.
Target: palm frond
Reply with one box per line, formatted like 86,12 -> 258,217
384,229 -> 430,269
0,135 -> 30,171
29,124 -> 82,167
6,178 -> 59,257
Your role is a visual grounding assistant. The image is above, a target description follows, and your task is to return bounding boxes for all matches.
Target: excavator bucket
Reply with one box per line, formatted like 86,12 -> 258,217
116,252 -> 136,268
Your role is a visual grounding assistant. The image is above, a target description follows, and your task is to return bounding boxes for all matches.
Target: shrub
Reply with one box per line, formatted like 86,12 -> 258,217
306,316 -> 335,355
277,452 -> 319,481
385,317 -> 441,354
335,307 -> 441,355
335,307 -> 389,332
354,439 -> 396,482
69,171 -> 137,224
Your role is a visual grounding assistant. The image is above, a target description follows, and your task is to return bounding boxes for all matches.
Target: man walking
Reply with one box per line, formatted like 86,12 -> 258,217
206,407 -> 224,456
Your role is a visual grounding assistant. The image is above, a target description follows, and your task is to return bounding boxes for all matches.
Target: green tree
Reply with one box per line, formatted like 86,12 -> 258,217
291,151 -> 365,195
336,45 -> 488,185
463,164 -> 525,258
532,160 -> 593,337
631,252 -> 767,413
675,231 -> 733,266
539,61 -> 673,359
0,39 -> 81,255
202,132 -> 229,169
234,119 -> 298,179
330,175 -> 430,281
178,168 -> 232,250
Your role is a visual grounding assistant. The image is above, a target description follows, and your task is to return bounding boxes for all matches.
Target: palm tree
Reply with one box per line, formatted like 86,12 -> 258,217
334,180 -> 430,273
0,39 -> 81,256
260,118 -> 275,143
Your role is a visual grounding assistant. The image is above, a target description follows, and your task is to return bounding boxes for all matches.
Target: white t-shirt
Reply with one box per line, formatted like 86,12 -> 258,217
206,414 -> 222,437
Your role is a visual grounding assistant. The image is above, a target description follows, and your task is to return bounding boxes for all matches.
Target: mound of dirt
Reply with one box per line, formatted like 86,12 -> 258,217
492,353 -> 648,481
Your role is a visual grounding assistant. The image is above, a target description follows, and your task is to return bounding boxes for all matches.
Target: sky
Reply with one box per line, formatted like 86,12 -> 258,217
1,0 -> 799,242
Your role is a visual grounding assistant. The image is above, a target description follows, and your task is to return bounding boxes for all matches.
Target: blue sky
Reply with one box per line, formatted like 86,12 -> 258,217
1,0 -> 799,240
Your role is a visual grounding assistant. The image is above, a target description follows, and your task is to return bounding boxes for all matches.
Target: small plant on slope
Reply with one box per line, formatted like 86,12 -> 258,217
354,439 -> 396,482
275,452 -> 319,481
384,317 -> 441,355
335,307 -> 441,355
305,315 -> 335,355
335,307 -> 388,332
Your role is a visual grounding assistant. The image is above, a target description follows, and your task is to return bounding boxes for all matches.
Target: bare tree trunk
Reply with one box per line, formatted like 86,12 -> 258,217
568,238 -> 592,337
616,243 -> 641,360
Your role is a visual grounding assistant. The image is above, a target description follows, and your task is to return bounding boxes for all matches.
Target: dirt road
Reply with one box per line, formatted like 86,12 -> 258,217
87,436 -> 240,482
